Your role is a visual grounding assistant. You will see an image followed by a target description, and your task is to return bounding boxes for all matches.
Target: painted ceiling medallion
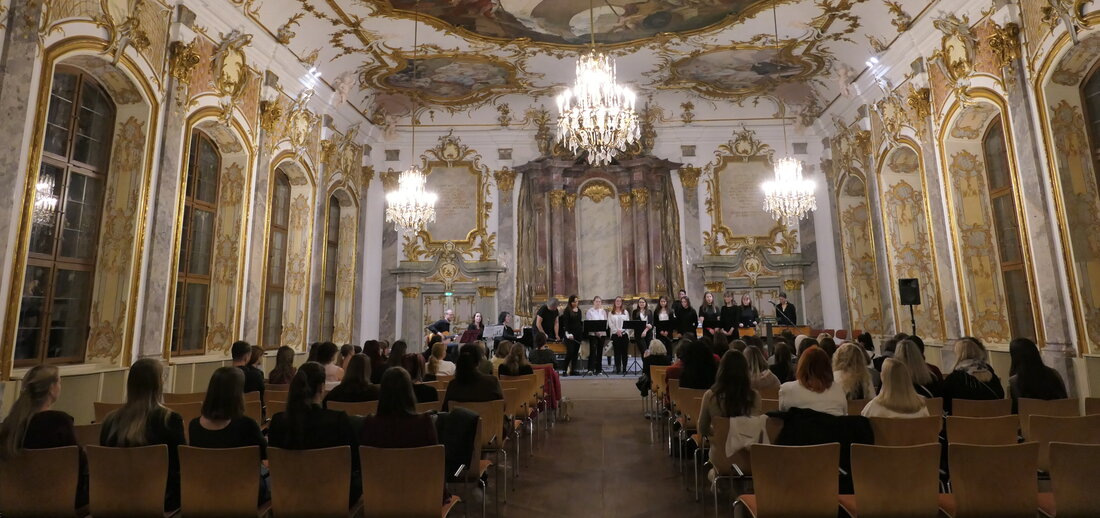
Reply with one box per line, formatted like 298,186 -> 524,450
362,54 -> 524,106
659,43 -> 824,103
359,0 -> 783,48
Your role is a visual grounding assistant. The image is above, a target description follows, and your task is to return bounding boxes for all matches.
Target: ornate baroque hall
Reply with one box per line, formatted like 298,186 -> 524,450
3,0 -> 1100,516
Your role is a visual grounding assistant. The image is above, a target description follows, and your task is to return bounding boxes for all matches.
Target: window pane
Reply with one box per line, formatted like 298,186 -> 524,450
325,243 -> 338,292
15,265 -> 52,361
1003,269 -> 1036,341
46,269 -> 92,359
983,121 -> 1011,191
262,290 -> 283,349
179,282 -> 208,352
30,163 -> 64,256
178,206 -> 190,272
170,281 -> 185,352
273,174 -> 290,228
59,173 -> 104,260
991,195 -> 1023,264
187,209 -> 216,276
195,137 -> 219,205
72,81 -> 113,169
267,230 -> 287,285
44,73 -> 77,157
327,200 -> 340,241
321,294 -> 335,342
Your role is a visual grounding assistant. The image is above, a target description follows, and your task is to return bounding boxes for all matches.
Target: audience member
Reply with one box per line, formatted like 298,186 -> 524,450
856,332 -> 875,357
384,340 -> 409,374
427,341 -> 456,377
442,347 -> 503,410
268,345 -> 297,385
832,343 -> 875,400
232,341 -> 265,400
529,332 -> 557,365
1008,337 -> 1067,412
778,346 -> 847,416
248,345 -> 264,372
643,340 -> 672,379
861,359 -> 930,418
818,336 -> 838,358
729,339 -> 747,353
907,335 -> 943,380
100,359 -> 185,512
360,368 -> 439,448
769,342 -> 796,383
338,344 -> 355,371
711,332 -> 730,357
306,342 -> 319,362
941,338 -> 1004,413
679,340 -> 719,390
491,341 -> 513,375
188,367 -> 268,503
698,351 -> 759,439
316,342 -> 344,382
363,340 -> 386,384
324,354 -> 381,404
744,345 -> 780,393
796,337 -> 819,357
499,342 -> 534,376
895,339 -> 940,398
402,357 -> 441,403
873,337 -> 903,371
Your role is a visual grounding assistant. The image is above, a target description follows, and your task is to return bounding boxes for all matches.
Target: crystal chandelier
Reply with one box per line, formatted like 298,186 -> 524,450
760,5 -> 816,224
555,3 -> 639,166
384,0 -> 437,232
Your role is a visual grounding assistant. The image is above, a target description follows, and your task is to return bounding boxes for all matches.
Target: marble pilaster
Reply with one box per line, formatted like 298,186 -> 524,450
563,193 -> 579,295
241,139 -> 273,343
494,169 -> 517,314
799,212 -> 824,328
378,172 -> 400,342
918,125 -> 963,340
863,156 -> 898,336
633,187 -> 652,296
549,189 -> 566,298
619,191 -> 637,296
678,168 -> 704,296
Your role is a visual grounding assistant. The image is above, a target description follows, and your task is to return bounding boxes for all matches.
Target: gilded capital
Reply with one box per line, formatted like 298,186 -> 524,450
361,165 -> 375,190
619,193 -> 633,209
705,281 -> 725,294
783,279 -> 804,292
494,168 -> 516,191
631,187 -> 649,207
381,168 -> 401,192
548,189 -> 566,208
477,286 -> 498,297
679,166 -> 702,188
400,286 -> 421,298
259,100 -> 283,135
564,193 -> 577,210
168,40 -> 201,84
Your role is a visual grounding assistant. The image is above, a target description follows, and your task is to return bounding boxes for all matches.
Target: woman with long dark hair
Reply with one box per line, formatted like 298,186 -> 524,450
559,295 -> 585,376
674,296 -> 698,338
679,340 -> 719,389
189,367 -> 268,503
609,296 -> 631,374
324,354 -> 380,404
719,292 -> 740,338
100,359 -> 185,512
737,293 -> 759,331
268,345 -> 298,385
385,340 -> 409,372
698,351 -> 758,437
769,342 -> 795,383
363,340 -> 386,384
442,346 -> 503,410
1008,338 -> 1067,412
698,291 -> 720,337
361,368 -> 439,448
468,312 -> 485,335
654,296 -> 675,345
632,297 -> 654,352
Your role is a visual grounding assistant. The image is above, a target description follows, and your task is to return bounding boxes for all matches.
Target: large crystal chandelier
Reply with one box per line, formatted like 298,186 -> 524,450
384,0 -> 437,232
555,3 -> 639,166
761,5 -> 816,224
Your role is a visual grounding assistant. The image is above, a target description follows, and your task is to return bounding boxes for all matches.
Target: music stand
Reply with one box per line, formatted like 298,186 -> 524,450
582,319 -> 609,378
483,325 -> 505,340
623,320 -> 648,375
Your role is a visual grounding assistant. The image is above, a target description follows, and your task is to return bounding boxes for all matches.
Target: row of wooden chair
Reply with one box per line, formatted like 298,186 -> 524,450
0,443 -> 463,518
733,441 -> 1100,518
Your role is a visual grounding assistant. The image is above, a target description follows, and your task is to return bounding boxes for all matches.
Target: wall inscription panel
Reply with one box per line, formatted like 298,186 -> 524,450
719,159 -> 774,236
427,165 -> 478,242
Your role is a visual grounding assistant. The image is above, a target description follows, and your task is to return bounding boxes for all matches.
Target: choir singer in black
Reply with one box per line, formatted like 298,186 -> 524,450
773,292 -> 797,326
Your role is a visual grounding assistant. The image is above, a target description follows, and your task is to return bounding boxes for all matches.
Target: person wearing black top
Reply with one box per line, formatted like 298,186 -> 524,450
536,299 -> 561,341
324,354 -> 381,404
674,295 -> 698,338
736,293 -> 759,330
775,291 -> 797,326
401,358 -> 441,403
632,297 -> 654,353
494,312 -> 517,350
719,292 -> 740,338
467,312 -> 485,338
698,292 -> 720,337
442,347 -> 504,409
231,341 -> 265,404
679,340 -> 718,389
1008,338 -> 1067,413
559,295 -> 585,375
189,367 -> 269,503
268,362 -> 361,507
529,331 -> 557,366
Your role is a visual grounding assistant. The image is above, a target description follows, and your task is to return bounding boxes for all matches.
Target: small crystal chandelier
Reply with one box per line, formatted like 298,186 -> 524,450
555,1 -> 639,166
385,0 -> 437,232
761,5 -> 816,224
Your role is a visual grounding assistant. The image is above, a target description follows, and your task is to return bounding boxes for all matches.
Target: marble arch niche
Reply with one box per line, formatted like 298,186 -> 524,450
514,156 -> 684,317
3,51 -> 157,374
260,158 -> 315,350
323,188 -> 359,345
837,173 -> 886,334
575,180 -> 623,300
878,145 -> 946,340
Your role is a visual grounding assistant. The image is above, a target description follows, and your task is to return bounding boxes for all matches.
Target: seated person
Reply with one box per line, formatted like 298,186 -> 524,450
427,341 -> 456,378
778,346 -> 847,416
324,354 -> 381,404
188,367 -> 268,503
442,346 -> 504,410
360,368 -> 439,448
529,331 -> 557,366
499,342 -> 534,376
861,359 -> 930,418
404,357 -> 440,403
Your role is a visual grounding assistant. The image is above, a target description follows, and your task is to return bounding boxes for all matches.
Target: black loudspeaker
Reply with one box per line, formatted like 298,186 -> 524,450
899,278 -> 921,306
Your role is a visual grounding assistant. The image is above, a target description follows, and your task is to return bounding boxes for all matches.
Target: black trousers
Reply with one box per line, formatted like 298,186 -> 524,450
587,335 -> 605,372
563,338 -> 581,374
612,334 -> 630,373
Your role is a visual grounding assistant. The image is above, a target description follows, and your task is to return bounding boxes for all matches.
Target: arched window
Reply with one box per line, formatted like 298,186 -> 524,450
982,120 -> 1036,341
262,170 -> 291,349
15,68 -> 114,365
320,195 -> 339,341
171,132 -> 220,355
1082,67 -> 1100,190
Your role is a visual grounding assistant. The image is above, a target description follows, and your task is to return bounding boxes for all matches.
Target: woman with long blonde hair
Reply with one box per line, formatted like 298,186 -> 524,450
894,339 -> 940,397
861,358 -> 929,418
942,337 -> 1004,413
0,365 -> 70,459
427,341 -> 456,377
832,343 -> 876,400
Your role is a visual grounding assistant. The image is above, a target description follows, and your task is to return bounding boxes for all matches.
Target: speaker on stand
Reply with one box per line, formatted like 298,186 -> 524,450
898,278 -> 921,336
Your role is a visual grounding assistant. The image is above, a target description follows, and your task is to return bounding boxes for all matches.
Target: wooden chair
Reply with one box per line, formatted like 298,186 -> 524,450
939,442 -> 1039,518
1029,415 -> 1100,472
416,400 -> 444,414
86,444 -> 173,516
1046,442 -> 1100,517
422,380 -> 448,391
0,445 -> 81,517
847,398 -> 871,416
327,400 -> 378,416
166,402 -> 203,425
266,399 -> 287,418
244,391 -> 262,403
74,423 -> 102,448
736,443 -> 841,518
500,387 -> 526,475
1018,398 -> 1080,437
759,398 -> 779,413
359,445 -> 460,518
451,400 -> 509,502
869,416 -> 942,446
450,417 -> 494,518
268,446 -> 360,517
435,374 -> 455,383
951,398 -> 1011,417
925,397 -> 944,416
179,445 -> 268,517
1086,397 -> 1100,416
945,416 -> 1019,445
840,443 -> 941,518
501,375 -> 540,445
93,401 -> 123,422
757,386 -> 779,400
704,416 -> 753,517
265,383 -> 289,393
164,392 -> 205,405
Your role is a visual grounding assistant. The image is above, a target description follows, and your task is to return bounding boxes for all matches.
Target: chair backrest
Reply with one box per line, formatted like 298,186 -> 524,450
86,444 -> 169,516
244,399 -> 263,424
244,391 -> 262,402
1018,398 -> 1080,436
749,443 -> 840,518
164,392 -> 206,404
650,366 -> 669,398
93,401 -> 123,422
760,398 -> 779,413
501,387 -> 526,419
416,400 -> 444,414
267,399 -> 287,417
869,416 -> 943,446
179,445 -> 261,517
0,446 -> 80,516
501,374 -> 539,408
850,443 -> 941,517
534,368 -> 547,398
74,422 -> 103,448
451,399 -> 506,449
166,402 -> 203,428
925,397 -> 944,416
681,397 -> 704,432
327,400 -> 378,416
361,445 -> 446,518
266,383 -> 290,393
757,386 -> 779,400
1086,397 -> 1100,416
435,374 -> 455,383
1050,442 -> 1100,517
268,446 -> 351,518
948,442 -> 1039,518
847,398 -> 871,416
1029,415 -> 1100,471
946,415 -> 1019,445
422,380 -> 448,391
952,398 -> 1011,417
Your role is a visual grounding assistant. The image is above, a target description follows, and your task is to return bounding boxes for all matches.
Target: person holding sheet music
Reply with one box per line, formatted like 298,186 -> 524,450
737,293 -> 759,330
632,297 -> 654,351
654,296 -> 675,346
719,292 -> 740,338
609,297 -> 631,374
697,292 -> 720,337
559,295 -> 585,376
585,296 -> 609,374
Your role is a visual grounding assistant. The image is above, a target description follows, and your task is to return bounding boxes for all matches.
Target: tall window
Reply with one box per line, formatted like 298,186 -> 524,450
15,68 -> 114,365
983,120 -> 1036,341
171,132 -> 220,355
320,196 -> 339,341
261,170 -> 291,349
1081,67 -> 1100,191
